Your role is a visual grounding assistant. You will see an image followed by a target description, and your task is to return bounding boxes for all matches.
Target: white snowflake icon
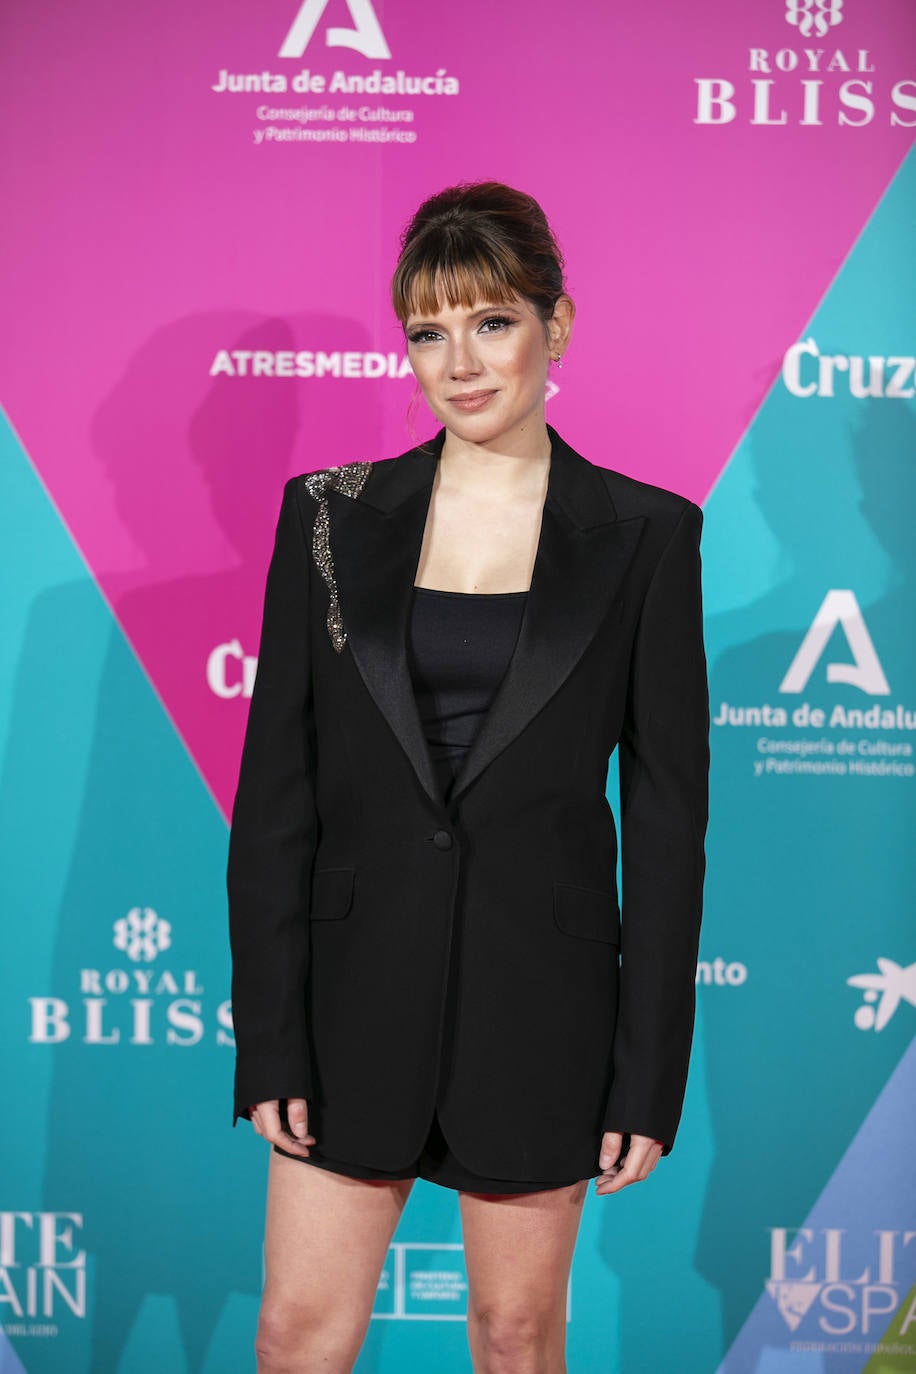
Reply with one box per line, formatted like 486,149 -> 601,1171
113,907 -> 172,963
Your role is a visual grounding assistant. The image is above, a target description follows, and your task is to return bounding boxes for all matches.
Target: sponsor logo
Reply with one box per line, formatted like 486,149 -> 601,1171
694,0 -> 915,128
371,1243 -> 571,1322
0,1213 -> 86,1335
766,1227 -> 916,1339
714,591 -> 916,780
113,907 -> 171,963
28,910 -> 233,1049
279,0 -> 391,61
373,1243 -> 467,1322
213,69 -> 456,96
208,640 -> 257,700
785,0 -> 844,40
696,958 -> 748,987
251,101 -> 418,145
210,0 -> 461,147
206,352 -> 559,394
782,340 -> 916,399
208,349 -> 414,380
847,958 -> 916,1031
779,591 -> 890,697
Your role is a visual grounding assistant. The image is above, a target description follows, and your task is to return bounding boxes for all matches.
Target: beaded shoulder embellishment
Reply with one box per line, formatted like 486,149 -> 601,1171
303,461 -> 373,652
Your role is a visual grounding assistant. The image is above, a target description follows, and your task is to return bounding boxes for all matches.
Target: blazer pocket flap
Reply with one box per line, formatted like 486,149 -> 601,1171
553,883 -> 620,945
310,867 -> 355,921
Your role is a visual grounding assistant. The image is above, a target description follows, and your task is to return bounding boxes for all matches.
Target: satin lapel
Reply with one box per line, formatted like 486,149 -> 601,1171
324,427 -> 646,809
449,439 -> 646,800
327,446 -> 443,806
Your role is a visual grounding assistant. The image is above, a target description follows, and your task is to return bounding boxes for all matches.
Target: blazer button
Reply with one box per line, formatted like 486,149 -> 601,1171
431,830 -> 453,851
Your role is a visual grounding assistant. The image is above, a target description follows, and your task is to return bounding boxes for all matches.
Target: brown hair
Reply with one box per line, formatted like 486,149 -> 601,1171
391,181 -> 568,329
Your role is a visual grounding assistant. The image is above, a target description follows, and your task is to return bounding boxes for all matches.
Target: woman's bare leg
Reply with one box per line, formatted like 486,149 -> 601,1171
460,1181 -> 588,1374
256,1152 -> 414,1374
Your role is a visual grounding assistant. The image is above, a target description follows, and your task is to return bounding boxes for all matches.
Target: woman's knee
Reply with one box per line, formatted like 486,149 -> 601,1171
255,1294 -> 363,1374
472,1303 -> 558,1371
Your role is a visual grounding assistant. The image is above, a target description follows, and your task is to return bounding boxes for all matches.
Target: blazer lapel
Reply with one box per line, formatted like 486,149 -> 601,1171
326,426 -> 646,808
450,430 -> 645,799
328,432 -> 444,805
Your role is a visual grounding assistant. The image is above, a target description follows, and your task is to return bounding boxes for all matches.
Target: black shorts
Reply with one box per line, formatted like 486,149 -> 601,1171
272,1108 -> 590,1194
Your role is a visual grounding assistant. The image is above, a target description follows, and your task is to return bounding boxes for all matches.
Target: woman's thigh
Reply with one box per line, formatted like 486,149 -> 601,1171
262,1151 -> 414,1329
459,1181 -> 588,1339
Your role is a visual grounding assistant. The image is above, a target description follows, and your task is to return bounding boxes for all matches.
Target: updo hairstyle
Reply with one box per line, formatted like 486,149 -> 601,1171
391,181 -> 568,331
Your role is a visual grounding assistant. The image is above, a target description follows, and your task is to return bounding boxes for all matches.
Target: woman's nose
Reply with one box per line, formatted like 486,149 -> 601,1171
448,337 -> 480,379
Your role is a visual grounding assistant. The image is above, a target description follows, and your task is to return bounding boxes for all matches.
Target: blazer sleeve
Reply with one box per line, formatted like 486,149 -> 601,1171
603,500 -> 710,1153
226,477 -> 318,1126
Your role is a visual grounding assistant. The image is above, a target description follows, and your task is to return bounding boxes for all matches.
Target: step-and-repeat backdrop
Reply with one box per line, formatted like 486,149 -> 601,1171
1,1 -> 914,1371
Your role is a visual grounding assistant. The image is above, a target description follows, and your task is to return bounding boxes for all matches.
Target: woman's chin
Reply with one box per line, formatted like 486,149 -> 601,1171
439,407 -> 532,448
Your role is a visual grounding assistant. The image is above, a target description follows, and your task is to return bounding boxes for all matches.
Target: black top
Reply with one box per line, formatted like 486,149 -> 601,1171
407,587 -> 528,800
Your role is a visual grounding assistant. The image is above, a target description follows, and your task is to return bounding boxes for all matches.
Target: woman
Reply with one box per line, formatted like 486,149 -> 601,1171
228,181 -> 710,1373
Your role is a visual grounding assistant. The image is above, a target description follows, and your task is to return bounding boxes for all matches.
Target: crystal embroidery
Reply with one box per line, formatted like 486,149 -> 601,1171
303,461 -> 373,652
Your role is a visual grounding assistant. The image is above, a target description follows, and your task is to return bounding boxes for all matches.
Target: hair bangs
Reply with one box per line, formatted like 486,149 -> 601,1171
393,239 -> 525,325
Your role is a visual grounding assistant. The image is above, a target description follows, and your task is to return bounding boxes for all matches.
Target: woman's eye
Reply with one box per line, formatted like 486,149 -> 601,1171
406,316 -> 515,345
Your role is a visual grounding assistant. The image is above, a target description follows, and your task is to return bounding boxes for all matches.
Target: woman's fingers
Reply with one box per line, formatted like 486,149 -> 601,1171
248,1099 -> 316,1156
598,1131 -> 623,1171
286,1097 -> 315,1142
251,1100 -> 279,1141
595,1133 -> 663,1195
249,1101 -> 271,1137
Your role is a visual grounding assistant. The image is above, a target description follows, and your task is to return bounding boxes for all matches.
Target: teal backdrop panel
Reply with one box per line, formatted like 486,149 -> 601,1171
0,416 -> 259,1372
697,145 -> 916,1370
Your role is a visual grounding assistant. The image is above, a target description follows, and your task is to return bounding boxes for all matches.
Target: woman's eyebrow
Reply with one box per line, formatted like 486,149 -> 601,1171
467,303 -> 517,318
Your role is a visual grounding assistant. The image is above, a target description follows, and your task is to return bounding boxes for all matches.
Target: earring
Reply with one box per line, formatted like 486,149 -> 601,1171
552,354 -> 563,369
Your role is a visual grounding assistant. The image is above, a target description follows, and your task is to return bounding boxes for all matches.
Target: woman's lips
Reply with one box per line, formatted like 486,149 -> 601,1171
448,390 -> 497,412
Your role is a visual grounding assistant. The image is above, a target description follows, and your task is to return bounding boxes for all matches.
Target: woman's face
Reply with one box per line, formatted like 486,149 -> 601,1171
404,292 -> 572,449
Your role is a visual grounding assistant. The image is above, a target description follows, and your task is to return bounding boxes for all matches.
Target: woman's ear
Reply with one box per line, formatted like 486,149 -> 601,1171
547,294 -> 575,360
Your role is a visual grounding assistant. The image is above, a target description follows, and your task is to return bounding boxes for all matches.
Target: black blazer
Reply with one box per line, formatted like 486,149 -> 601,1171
227,424 -> 710,1182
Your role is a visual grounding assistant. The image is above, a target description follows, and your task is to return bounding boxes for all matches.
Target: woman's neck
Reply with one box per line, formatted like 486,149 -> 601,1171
439,425 -> 552,499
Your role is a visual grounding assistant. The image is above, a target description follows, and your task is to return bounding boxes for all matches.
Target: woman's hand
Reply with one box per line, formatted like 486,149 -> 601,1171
594,1131 -> 664,1195
249,1098 -> 316,1157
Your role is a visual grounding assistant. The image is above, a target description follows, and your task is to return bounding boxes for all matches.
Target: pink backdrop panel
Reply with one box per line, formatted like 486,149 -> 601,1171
2,0 -> 913,813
